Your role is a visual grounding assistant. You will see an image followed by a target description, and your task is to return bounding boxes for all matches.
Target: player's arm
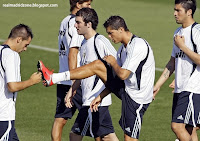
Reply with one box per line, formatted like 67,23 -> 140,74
65,79 -> 81,108
90,88 -> 111,112
174,35 -> 200,65
7,72 -> 42,92
153,56 -> 175,98
104,55 -> 131,80
68,47 -> 79,70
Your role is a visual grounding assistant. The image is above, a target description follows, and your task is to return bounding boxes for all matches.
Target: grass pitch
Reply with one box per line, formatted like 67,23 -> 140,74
0,0 -> 200,140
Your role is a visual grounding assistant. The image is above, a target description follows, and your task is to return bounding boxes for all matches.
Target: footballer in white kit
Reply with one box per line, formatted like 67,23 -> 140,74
71,34 -> 117,137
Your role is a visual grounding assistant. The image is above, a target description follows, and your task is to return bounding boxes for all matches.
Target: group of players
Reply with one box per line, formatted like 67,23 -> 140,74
0,0 -> 200,141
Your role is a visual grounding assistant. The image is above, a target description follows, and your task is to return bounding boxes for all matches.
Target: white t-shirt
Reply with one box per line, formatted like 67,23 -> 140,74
80,34 -> 117,106
58,14 -> 84,85
172,24 -> 200,93
118,36 -> 155,104
0,45 -> 21,121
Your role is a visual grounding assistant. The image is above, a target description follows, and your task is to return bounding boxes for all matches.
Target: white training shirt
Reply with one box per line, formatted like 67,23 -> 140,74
172,24 -> 200,94
58,14 -> 84,85
0,46 -> 21,121
80,34 -> 117,106
118,36 -> 155,104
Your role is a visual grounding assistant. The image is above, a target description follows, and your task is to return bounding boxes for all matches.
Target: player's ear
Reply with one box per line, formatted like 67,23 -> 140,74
87,22 -> 92,28
76,2 -> 81,9
118,27 -> 124,33
16,37 -> 22,43
187,9 -> 192,17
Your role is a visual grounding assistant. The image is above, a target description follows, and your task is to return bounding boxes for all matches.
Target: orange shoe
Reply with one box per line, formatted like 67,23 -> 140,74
37,60 -> 54,87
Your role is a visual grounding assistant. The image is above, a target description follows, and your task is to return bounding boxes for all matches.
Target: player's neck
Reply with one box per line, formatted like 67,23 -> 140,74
84,30 -> 96,40
182,18 -> 195,28
122,32 -> 133,47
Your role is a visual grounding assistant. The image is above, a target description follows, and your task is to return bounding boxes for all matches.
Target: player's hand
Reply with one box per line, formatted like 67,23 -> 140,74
30,72 -> 42,84
169,80 -> 175,93
153,86 -> 160,100
174,35 -> 185,50
103,55 -> 117,66
90,95 -> 102,112
65,88 -> 74,108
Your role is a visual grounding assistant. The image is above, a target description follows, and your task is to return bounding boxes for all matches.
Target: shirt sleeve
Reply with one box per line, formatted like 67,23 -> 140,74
193,24 -> 200,54
4,52 -> 21,83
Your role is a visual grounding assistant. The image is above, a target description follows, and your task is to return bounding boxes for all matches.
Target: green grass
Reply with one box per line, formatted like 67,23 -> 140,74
1,0 -> 200,140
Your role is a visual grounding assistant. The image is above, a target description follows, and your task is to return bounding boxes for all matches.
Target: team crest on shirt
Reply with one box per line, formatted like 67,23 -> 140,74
175,50 -> 185,58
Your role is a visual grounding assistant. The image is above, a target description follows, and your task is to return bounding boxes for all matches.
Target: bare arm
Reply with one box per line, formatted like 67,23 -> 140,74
7,72 -> 42,92
104,55 -> 131,80
65,79 -> 81,108
174,35 -> 200,65
153,56 -> 175,99
68,47 -> 79,70
90,88 -> 111,112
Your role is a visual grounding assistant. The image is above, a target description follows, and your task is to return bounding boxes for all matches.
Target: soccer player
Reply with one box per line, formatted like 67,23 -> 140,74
38,15 -> 155,141
0,24 -> 41,141
153,0 -> 200,140
51,0 -> 92,141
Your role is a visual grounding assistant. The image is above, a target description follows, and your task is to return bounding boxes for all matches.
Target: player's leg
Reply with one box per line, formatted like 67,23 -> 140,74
124,134 -> 138,141
101,133 -> 119,141
171,122 -> 191,141
38,60 -> 108,86
51,118 -> 67,141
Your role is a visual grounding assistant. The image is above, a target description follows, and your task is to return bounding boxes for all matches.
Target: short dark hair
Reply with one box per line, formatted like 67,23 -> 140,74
76,8 -> 98,30
175,0 -> 196,17
103,16 -> 129,31
70,0 -> 92,12
8,24 -> 33,40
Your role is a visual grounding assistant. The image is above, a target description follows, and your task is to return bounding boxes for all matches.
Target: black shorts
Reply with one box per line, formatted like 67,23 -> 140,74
71,106 -> 114,138
102,60 -> 125,99
55,84 -> 82,119
0,120 -> 19,141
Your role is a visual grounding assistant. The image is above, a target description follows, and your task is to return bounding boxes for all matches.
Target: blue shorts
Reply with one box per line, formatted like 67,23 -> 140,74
104,62 -> 150,139
71,106 -> 114,138
0,120 -> 19,141
172,91 -> 200,127
55,84 -> 82,119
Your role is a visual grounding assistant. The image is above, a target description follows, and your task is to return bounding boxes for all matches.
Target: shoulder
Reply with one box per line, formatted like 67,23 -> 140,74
95,34 -> 111,45
174,26 -> 182,34
61,15 -> 75,25
193,23 -> 200,32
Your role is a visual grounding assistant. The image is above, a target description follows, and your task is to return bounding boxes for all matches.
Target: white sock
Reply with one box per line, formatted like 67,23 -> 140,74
52,71 -> 70,84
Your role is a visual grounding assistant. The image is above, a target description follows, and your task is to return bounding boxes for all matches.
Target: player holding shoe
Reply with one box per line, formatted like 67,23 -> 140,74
0,24 -> 41,141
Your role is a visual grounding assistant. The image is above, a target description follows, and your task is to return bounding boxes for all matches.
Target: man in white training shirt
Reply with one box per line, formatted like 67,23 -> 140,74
0,24 -> 41,141
153,0 -> 200,140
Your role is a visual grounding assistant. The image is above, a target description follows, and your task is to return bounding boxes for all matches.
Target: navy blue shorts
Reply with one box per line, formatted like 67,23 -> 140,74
71,106 -> 114,138
104,61 -> 150,139
55,84 -> 82,119
172,91 -> 200,127
0,120 -> 19,141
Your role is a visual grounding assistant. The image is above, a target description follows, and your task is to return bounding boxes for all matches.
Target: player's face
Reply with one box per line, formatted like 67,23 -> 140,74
174,4 -> 188,24
79,1 -> 92,8
75,16 -> 88,35
17,37 -> 31,53
106,26 -> 122,44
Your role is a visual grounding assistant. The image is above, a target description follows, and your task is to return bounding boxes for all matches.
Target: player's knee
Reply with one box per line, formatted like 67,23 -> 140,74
55,118 -> 68,126
171,122 -> 183,133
